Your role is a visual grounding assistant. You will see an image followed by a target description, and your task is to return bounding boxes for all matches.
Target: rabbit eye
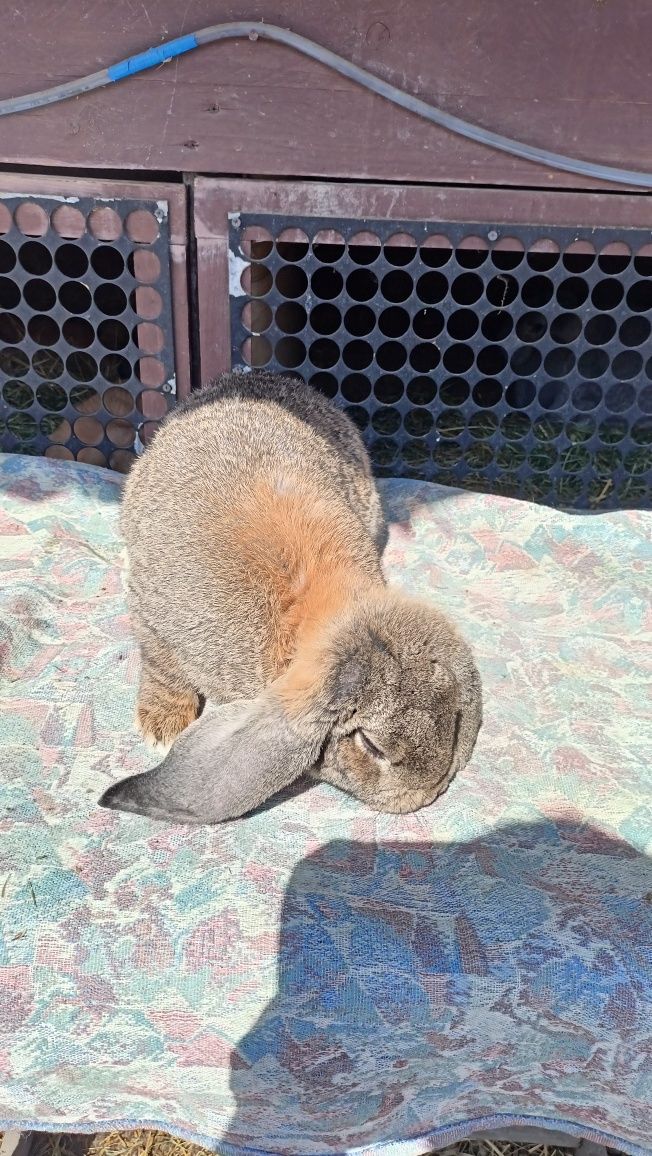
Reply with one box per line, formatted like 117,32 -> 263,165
356,730 -> 386,761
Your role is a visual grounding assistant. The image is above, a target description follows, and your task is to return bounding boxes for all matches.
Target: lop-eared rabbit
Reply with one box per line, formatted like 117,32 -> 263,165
100,373 -> 481,822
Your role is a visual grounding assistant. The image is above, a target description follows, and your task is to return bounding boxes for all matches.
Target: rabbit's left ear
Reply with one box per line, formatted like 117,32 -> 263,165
99,693 -> 329,824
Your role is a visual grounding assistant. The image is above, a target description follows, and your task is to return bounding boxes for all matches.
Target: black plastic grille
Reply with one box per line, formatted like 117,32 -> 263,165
229,217 -> 652,510
0,196 -> 175,472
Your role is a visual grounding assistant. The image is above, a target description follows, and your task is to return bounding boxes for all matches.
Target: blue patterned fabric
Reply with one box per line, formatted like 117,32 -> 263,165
0,453 -> 651,1155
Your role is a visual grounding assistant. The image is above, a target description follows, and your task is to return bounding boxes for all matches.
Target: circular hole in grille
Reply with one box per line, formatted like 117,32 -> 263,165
605,382 -> 635,412
0,313 -> 25,342
309,303 -> 339,334
67,351 -> 97,382
104,386 -> 134,416
407,376 -> 437,405
379,306 -> 409,337
557,277 -> 589,308
482,310 -> 513,341
344,339 -> 373,369
404,409 -> 434,437
573,382 -> 602,412
89,207 -> 122,241
416,271 -> 448,306
472,379 -> 502,408
125,210 -> 158,244
109,450 -> 136,473
131,286 -> 163,321
516,312 -> 547,342
310,372 -> 338,398
271,302 -> 304,333
70,385 -> 101,413
521,275 -> 554,307
501,412 -> 530,439
51,205 -> 86,239
619,316 -> 650,347
491,238 -> 525,271
15,202 -> 49,236
612,351 -> 643,380
382,270 -> 413,303
506,379 -> 536,408
278,265 -> 309,297
0,206 -> 11,234
106,419 -> 135,448
41,415 -> 71,443
310,338 -> 339,369
19,241 -> 52,275
0,278 -> 20,309
544,348 -> 576,377
511,347 -> 541,375
346,261 -> 383,295
413,308 -> 443,339
310,266 -> 344,299
599,417 -> 629,443
0,241 -> 16,274
345,304 -> 375,336
372,407 -> 401,435
101,353 -> 132,383
627,281 -> 652,312
45,446 -> 75,461
137,390 -> 166,419
447,309 -> 478,340
77,448 -> 107,466
592,279 -> 624,311
58,281 -> 91,314
486,274 -> 518,306
312,231 -> 345,262
384,233 -> 416,266
7,411 -> 37,438
36,382 -> 67,410
91,246 -> 125,279
578,349 -> 609,379
341,374 -> 371,402
456,236 -> 488,269
540,381 -> 569,410
241,336 -> 271,367
129,251 -> 161,284
631,417 -> 652,445
25,279 -> 57,311
276,229 -> 309,261
443,344 -> 474,373
242,301 -> 272,335
241,226 -> 273,258
33,350 -> 64,379
409,343 -> 440,372
94,284 -> 127,316
370,438 -> 398,467
3,381 -> 33,409
97,319 -> 129,350
74,416 -> 104,445
28,315 -> 60,346
638,385 -> 652,413
55,245 -> 89,278
276,337 -> 306,368
439,377 -> 469,406
451,272 -> 483,305
477,345 -> 508,375
376,341 -> 406,371
375,375 -> 403,404
0,348 -> 29,376
549,314 -> 582,344
62,317 -> 93,348
585,315 -> 617,346
344,405 -> 369,430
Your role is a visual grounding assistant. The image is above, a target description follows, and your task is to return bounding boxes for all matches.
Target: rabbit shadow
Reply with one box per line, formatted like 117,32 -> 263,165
224,820 -> 652,1154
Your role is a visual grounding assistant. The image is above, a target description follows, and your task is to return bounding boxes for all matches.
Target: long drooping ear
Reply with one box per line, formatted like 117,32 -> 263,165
450,661 -> 483,777
99,694 -> 329,824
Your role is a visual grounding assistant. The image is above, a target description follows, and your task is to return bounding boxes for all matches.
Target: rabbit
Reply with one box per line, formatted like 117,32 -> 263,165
99,372 -> 482,823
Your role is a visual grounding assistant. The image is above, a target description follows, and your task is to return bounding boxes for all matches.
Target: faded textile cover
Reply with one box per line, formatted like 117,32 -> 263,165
0,453 -> 651,1156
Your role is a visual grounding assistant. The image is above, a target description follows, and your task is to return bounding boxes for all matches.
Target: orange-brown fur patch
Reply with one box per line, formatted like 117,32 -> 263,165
137,689 -> 200,746
222,478 -> 382,706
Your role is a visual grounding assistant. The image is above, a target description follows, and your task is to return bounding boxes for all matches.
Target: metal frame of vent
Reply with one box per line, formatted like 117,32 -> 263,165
195,178 -> 652,511
0,174 -> 189,472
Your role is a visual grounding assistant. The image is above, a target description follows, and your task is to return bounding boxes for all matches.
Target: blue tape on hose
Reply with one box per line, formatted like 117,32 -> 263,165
107,34 -> 198,81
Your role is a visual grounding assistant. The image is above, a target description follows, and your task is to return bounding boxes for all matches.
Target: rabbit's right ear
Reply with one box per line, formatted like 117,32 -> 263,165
99,694 -> 327,824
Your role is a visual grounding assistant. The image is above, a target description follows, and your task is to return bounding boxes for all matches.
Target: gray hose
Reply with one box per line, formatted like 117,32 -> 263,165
1,20 -> 650,189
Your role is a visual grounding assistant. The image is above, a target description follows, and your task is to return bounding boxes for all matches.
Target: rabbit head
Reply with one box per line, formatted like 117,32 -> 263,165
100,590 -> 481,823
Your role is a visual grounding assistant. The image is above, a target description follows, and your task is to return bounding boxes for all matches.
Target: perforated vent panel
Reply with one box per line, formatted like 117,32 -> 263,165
229,217 -> 652,509
0,195 -> 176,472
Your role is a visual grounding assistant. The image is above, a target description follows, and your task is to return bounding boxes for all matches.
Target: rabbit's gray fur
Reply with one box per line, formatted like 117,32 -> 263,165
100,372 -> 481,822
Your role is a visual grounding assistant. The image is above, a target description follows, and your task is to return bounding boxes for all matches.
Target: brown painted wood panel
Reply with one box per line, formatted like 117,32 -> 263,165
194,176 -> 652,383
0,173 -> 191,399
0,1 -> 650,189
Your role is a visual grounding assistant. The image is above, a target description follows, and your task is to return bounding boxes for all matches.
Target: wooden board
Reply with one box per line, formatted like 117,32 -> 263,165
0,0 -> 650,189
194,176 -> 652,384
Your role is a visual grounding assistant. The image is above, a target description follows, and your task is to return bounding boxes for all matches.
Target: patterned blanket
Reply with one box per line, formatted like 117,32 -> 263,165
0,453 -> 651,1156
